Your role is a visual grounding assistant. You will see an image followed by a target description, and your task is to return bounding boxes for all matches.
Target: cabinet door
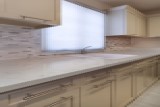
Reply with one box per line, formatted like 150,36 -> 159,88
158,61 -> 160,78
141,16 -> 146,36
0,0 -> 4,12
135,68 -> 145,95
148,16 -> 160,37
17,88 -> 80,107
5,0 -> 60,24
116,73 -> 133,107
0,94 -> 8,107
135,14 -> 141,36
81,79 -> 112,107
126,11 -> 136,35
145,62 -> 157,87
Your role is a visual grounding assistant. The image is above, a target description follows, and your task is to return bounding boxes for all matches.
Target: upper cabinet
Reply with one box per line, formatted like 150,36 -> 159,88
0,0 -> 61,28
147,14 -> 160,37
107,5 -> 146,37
0,0 -> 4,12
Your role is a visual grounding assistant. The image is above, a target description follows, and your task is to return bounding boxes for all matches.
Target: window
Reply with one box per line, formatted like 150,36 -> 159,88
42,0 -> 105,52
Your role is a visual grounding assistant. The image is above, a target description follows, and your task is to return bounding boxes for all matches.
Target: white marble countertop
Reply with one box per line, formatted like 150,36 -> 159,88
0,48 -> 160,93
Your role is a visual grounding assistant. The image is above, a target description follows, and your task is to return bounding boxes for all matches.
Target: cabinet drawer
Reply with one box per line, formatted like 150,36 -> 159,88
19,88 -> 80,107
111,64 -> 133,77
83,69 -> 109,85
8,78 -> 74,106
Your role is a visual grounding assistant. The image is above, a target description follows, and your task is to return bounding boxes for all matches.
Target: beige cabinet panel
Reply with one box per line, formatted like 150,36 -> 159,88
135,14 -> 146,37
116,74 -> 133,107
81,79 -> 112,107
148,15 -> 160,37
144,59 -> 158,87
0,94 -> 8,107
141,16 -> 146,36
107,5 -> 146,37
135,68 -> 145,95
5,0 -> 60,25
0,0 -> 4,12
126,10 -> 136,35
158,58 -> 160,78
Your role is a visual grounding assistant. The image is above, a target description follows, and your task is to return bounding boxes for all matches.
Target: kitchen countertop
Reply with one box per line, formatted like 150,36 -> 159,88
0,48 -> 160,93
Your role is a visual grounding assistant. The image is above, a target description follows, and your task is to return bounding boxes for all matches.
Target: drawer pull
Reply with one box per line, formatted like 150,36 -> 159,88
44,96 -> 73,107
117,73 -> 131,80
20,15 -> 52,22
23,83 -> 73,101
86,75 -> 108,84
93,80 -> 112,88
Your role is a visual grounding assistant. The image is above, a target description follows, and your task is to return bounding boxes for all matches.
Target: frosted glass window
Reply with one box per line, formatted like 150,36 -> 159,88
42,0 -> 105,51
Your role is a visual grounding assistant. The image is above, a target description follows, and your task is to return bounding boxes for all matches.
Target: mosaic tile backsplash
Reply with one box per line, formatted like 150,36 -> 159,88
0,24 -> 158,61
105,36 -> 132,51
0,24 -> 45,61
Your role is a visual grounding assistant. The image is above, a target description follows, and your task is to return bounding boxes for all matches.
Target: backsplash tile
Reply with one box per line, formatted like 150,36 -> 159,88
0,24 -> 44,61
106,36 -> 132,51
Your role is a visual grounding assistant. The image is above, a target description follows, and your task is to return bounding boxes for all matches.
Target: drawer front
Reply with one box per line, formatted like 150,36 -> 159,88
8,78 -> 74,106
83,69 -> 109,85
18,88 -> 80,107
111,65 -> 133,77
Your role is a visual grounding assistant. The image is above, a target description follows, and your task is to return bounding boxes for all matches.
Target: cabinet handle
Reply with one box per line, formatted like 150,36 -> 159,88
93,80 -> 112,88
20,15 -> 52,23
118,73 -> 131,80
44,96 -> 73,107
86,75 -> 108,84
23,83 -> 73,101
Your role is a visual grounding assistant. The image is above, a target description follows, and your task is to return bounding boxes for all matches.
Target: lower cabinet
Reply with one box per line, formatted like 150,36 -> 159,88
81,77 -> 113,107
145,59 -> 158,87
158,58 -> 160,78
134,63 -> 146,95
112,65 -> 133,107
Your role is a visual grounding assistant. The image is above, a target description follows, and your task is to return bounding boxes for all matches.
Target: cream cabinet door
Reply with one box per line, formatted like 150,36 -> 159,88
141,16 -> 146,36
148,15 -> 160,37
126,10 -> 136,35
0,94 -> 8,107
5,0 -> 60,25
145,61 -> 157,87
158,59 -> 160,78
81,79 -> 112,107
136,15 -> 146,37
0,0 -> 4,12
116,73 -> 133,107
135,67 -> 145,95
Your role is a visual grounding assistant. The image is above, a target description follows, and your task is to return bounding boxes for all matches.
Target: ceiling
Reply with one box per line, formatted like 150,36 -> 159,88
99,0 -> 160,13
